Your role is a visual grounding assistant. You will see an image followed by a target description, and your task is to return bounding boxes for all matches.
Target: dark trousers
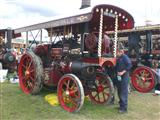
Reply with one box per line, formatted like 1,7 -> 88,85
116,75 -> 129,111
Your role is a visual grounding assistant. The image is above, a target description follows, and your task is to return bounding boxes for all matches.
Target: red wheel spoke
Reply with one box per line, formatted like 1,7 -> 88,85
24,80 -> 29,88
97,93 -> 100,102
21,76 -> 25,81
69,97 -> 78,107
140,70 -> 145,77
63,81 -> 68,87
135,74 -> 141,79
104,92 -> 110,97
61,88 -> 66,96
146,78 -> 152,81
18,52 -> 43,94
102,92 -> 106,101
64,80 -> 71,90
145,73 -> 150,77
73,94 -> 80,100
94,92 -> 99,99
29,68 -> 35,73
25,58 -> 30,67
70,87 -> 78,94
67,80 -> 71,89
27,60 -> 33,69
70,83 -> 76,89
29,76 -> 35,82
99,79 -> 105,84
89,87 -> 97,92
27,81 -> 34,89
103,85 -> 109,90
22,64 -> 27,70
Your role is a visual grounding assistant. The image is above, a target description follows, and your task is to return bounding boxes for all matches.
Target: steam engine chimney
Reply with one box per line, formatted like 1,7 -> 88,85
80,0 -> 91,9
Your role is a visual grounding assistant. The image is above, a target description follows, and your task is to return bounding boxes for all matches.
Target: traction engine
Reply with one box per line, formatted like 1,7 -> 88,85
18,38 -> 114,112
128,29 -> 160,93
0,29 -> 16,71
18,4 -> 134,112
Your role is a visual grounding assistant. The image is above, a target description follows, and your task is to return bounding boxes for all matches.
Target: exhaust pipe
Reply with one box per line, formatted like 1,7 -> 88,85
80,0 -> 91,9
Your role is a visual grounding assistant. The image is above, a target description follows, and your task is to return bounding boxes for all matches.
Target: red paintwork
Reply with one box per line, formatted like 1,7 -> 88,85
18,53 -> 36,94
90,4 -> 134,32
85,33 -> 97,52
34,44 -> 50,56
44,68 -> 63,86
81,57 -> 116,67
51,48 -> 62,59
143,50 -> 160,55
57,76 -> 82,112
18,4 -> 136,112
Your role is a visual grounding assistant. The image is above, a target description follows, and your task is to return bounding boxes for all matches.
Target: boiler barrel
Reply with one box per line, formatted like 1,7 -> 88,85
3,52 -> 15,63
70,61 -> 99,73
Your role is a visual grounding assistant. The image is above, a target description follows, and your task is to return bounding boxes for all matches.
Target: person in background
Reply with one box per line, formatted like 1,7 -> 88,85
128,32 -> 141,62
152,60 -> 160,95
115,49 -> 132,113
141,51 -> 152,67
0,36 -> 5,55
102,34 -> 111,54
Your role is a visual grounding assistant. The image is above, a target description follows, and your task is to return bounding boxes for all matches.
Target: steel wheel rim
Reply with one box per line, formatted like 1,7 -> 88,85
88,73 -> 113,104
18,53 -> 36,94
58,74 -> 84,112
131,66 -> 155,93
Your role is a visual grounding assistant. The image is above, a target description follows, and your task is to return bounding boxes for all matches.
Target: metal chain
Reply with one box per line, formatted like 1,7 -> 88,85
113,15 -> 118,58
98,8 -> 104,57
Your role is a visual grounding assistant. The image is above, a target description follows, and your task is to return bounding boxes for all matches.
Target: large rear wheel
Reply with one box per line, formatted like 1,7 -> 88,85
57,74 -> 84,112
18,51 -> 43,94
88,72 -> 114,104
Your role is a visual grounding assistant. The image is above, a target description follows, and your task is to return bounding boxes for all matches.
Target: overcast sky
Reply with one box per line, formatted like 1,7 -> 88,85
0,0 -> 160,29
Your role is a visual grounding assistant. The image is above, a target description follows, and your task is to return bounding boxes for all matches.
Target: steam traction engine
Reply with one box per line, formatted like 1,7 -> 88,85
130,28 -> 160,93
0,29 -> 16,71
107,26 -> 160,93
18,4 -> 134,112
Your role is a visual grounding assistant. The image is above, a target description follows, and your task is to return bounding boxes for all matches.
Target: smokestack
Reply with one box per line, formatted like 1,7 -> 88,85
80,0 -> 91,9
6,29 -> 12,49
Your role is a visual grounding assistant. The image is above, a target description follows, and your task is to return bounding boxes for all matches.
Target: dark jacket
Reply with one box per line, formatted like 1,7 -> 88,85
116,54 -> 132,77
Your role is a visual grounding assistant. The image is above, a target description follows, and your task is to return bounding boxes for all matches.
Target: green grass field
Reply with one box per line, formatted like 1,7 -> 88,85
1,82 -> 160,120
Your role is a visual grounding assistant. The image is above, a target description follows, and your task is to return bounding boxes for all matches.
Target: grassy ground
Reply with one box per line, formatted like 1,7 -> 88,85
1,82 -> 160,120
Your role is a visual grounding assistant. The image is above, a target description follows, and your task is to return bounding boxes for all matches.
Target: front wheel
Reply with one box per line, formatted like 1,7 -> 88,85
57,74 -> 84,112
18,51 -> 43,94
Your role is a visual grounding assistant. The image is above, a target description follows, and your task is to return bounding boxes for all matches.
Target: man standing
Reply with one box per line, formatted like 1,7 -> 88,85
116,49 -> 132,113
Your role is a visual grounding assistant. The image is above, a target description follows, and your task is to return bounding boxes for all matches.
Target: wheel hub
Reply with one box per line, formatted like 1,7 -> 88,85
97,85 -> 104,93
140,77 -> 145,82
88,73 -> 114,105
66,90 -> 69,96
25,70 -> 30,76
